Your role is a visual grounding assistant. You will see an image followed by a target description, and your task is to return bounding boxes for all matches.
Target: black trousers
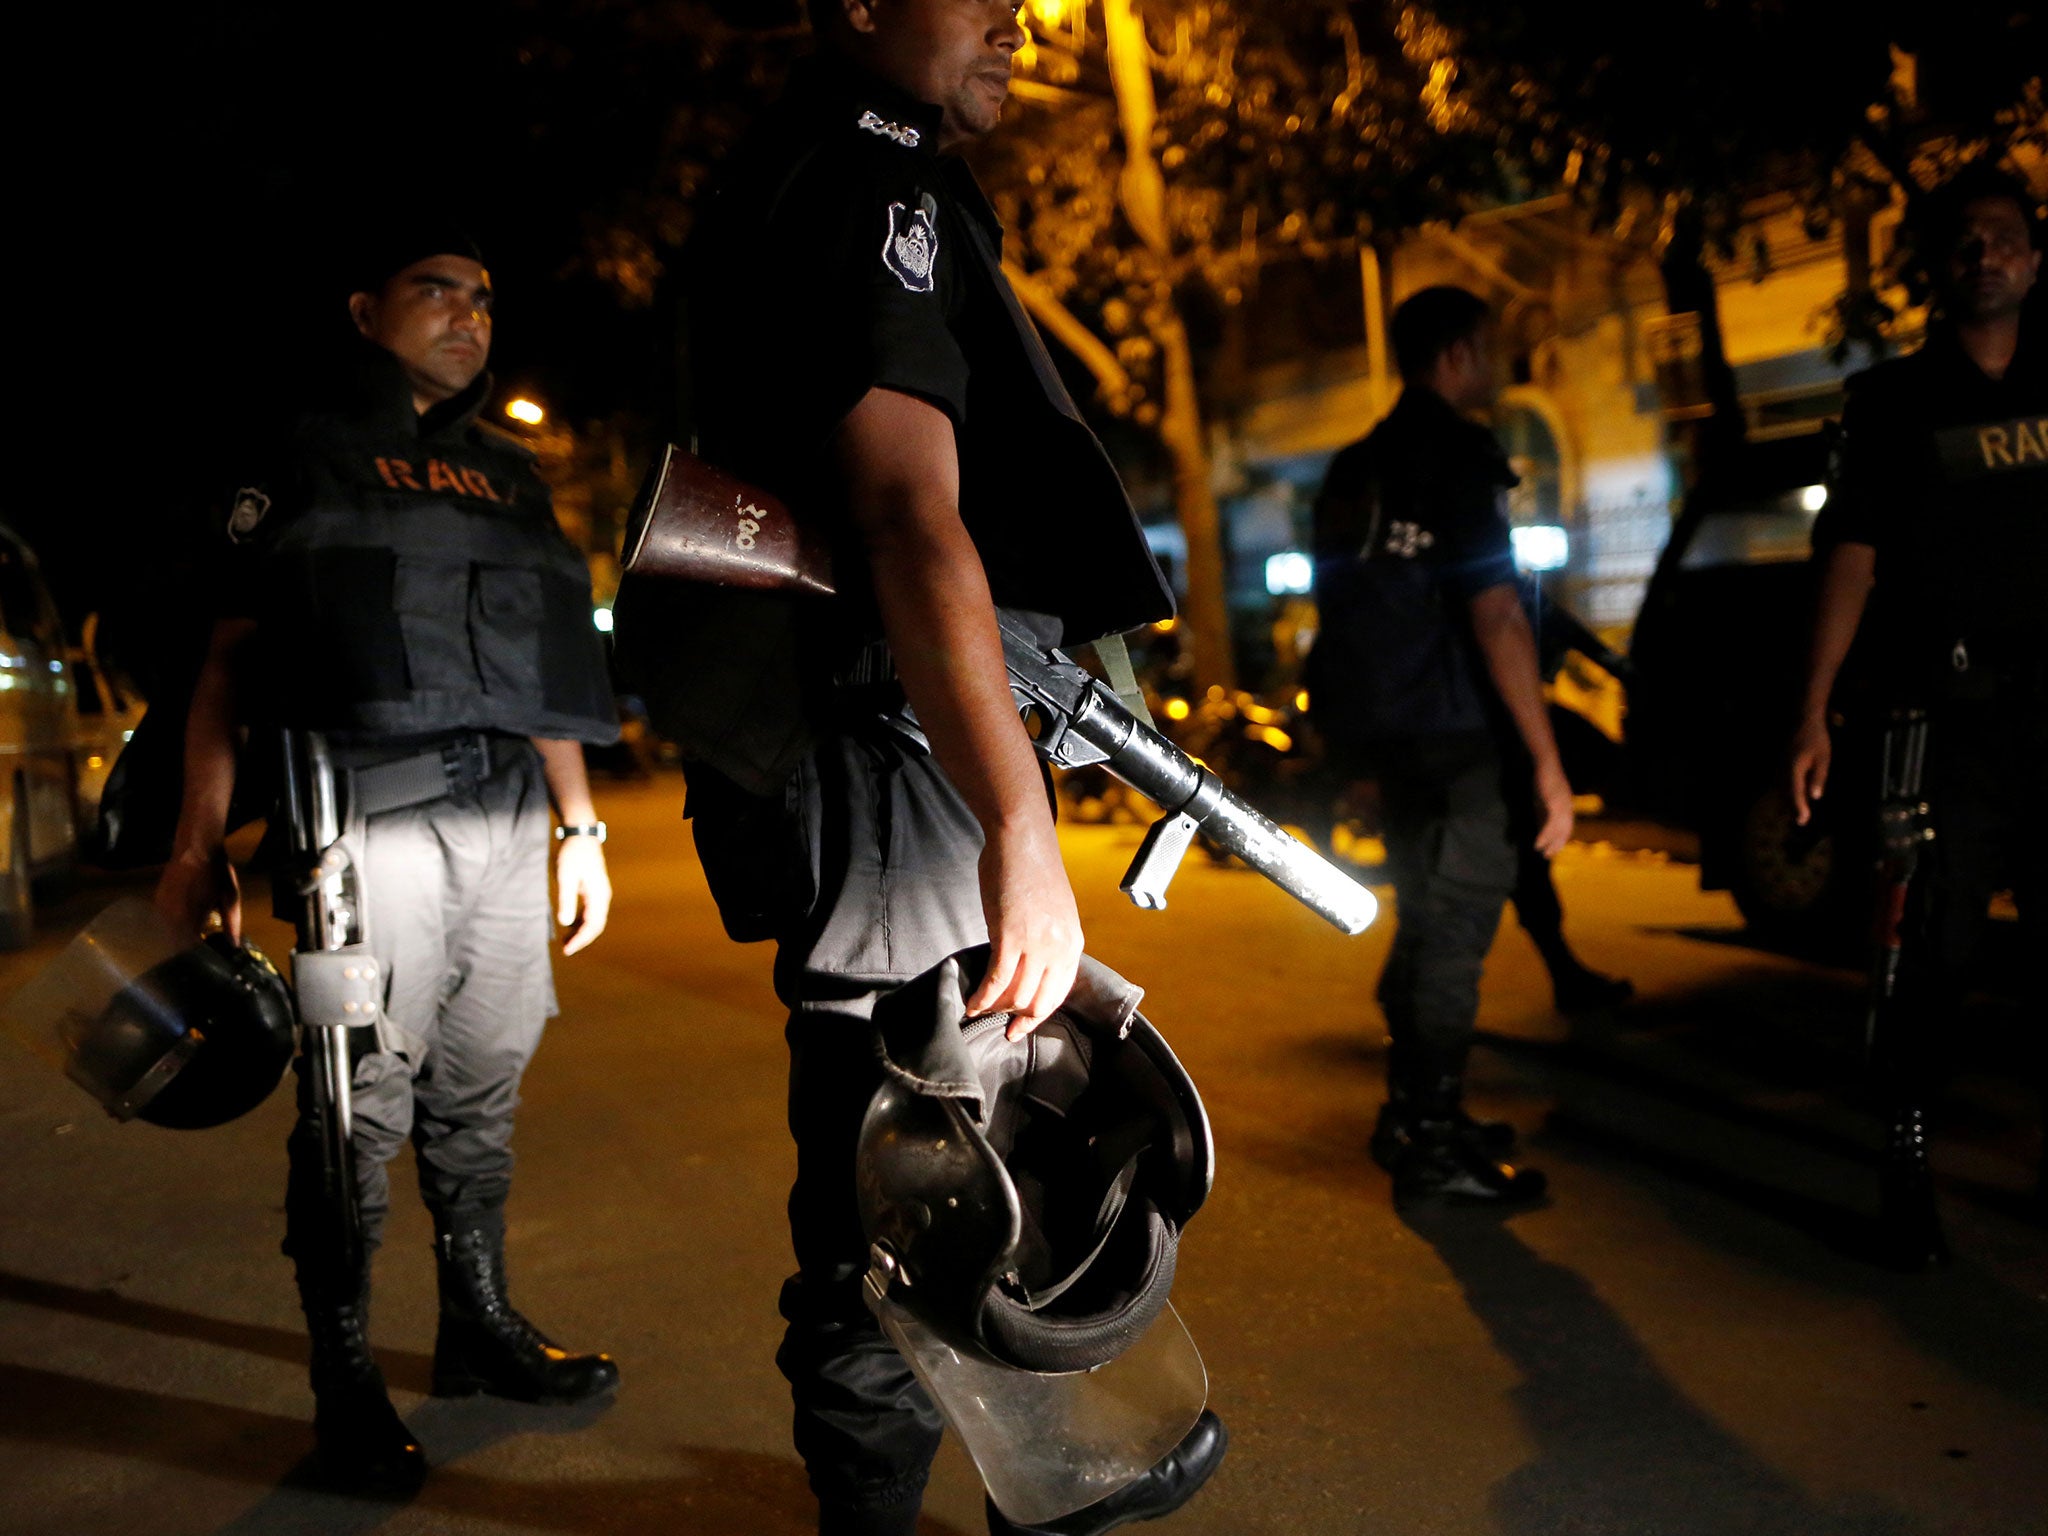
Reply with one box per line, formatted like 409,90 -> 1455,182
1361,734 -> 1519,1104
693,729 -> 986,1529
1882,696 -> 2046,1101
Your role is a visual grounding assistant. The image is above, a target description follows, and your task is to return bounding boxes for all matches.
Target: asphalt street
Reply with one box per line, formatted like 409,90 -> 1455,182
2,774 -> 2043,1536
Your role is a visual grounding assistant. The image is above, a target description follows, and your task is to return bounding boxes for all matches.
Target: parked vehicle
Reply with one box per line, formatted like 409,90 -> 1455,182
0,522 -> 85,947
1623,432 -> 1869,946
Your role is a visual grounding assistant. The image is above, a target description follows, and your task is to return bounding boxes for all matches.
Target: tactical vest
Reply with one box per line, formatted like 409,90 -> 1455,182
1842,342 -> 2048,705
249,412 -> 619,746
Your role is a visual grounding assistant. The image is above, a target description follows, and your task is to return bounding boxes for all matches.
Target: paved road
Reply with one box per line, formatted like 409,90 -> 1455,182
2,774 -> 2043,1536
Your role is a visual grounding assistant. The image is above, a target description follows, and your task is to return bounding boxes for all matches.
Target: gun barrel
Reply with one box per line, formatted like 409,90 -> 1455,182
1062,682 -> 1378,935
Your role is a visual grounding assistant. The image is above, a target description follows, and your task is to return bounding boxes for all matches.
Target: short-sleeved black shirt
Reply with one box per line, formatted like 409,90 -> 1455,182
684,55 -> 1172,647
1307,387 -> 1518,743
1815,326 -> 2047,700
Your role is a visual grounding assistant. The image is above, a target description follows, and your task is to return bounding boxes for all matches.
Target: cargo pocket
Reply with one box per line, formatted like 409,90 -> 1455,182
471,565 -> 544,701
392,560 -> 476,693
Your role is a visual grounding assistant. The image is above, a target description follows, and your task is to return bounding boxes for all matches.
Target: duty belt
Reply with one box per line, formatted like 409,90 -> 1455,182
334,732 -> 505,819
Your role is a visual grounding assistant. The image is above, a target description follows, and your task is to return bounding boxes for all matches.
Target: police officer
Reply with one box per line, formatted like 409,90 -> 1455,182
614,3 -> 1224,1532
1309,284 -> 1568,1206
155,225 -> 624,1492
1791,167 -> 2045,1267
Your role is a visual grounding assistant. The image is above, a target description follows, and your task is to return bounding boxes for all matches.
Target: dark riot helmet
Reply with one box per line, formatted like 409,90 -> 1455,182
856,950 -> 1214,1374
65,936 -> 297,1128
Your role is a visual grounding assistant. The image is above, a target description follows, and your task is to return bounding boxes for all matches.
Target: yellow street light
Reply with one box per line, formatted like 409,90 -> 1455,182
505,397 -> 545,426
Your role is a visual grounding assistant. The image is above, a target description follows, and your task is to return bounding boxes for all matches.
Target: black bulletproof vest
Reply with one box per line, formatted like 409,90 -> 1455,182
1308,400 -> 1511,744
248,389 -> 619,746
1844,339 -> 2047,703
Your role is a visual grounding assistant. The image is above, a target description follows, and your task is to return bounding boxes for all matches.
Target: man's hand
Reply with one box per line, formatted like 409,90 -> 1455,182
554,836 -> 611,955
154,847 -> 241,944
965,819 -> 1084,1040
1789,715 -> 1833,826
1531,759 -> 1575,859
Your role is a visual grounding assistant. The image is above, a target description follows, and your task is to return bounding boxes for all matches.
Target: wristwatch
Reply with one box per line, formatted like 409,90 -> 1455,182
554,822 -> 608,843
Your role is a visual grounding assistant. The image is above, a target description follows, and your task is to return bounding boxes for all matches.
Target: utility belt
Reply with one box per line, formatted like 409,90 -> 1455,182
325,731 -> 523,820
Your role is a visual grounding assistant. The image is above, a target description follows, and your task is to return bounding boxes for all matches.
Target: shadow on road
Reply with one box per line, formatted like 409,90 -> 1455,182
1397,1209 -> 1924,1536
0,1269 -> 435,1391
0,1356 -> 976,1536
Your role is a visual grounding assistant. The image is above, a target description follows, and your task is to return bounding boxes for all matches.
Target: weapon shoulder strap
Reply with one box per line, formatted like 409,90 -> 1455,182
1086,633 -> 1154,728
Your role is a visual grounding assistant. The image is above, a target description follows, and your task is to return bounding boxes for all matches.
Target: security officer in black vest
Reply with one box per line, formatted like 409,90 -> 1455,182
155,226 -> 623,1493
614,3 -> 1224,1533
1309,285 -> 1568,1207
1792,167 -> 2046,1267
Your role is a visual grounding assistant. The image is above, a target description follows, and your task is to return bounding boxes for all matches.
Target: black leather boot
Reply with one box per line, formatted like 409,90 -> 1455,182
1877,1105 -> 1950,1270
1393,1119 -> 1548,1205
1550,961 -> 1634,1013
984,1410 -> 1228,1536
1371,1097 -> 1514,1168
300,1272 -> 427,1497
432,1209 -> 620,1403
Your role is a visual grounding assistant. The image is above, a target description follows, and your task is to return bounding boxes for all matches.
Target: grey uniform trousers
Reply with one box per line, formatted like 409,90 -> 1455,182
284,740 -> 557,1269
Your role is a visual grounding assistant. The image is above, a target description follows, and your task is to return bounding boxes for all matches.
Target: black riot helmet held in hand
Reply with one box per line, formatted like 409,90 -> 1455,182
69,936 -> 297,1129
857,950 -> 1213,1373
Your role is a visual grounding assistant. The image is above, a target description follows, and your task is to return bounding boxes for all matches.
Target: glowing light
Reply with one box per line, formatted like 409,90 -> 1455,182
1510,524 -> 1570,573
1254,726 -> 1295,753
1151,617 -> 1177,634
1264,551 -> 1314,595
592,606 -> 615,633
1163,697 -> 1191,721
1027,0 -> 1072,28
1295,689 -> 1310,712
505,397 -> 545,426
86,756 -> 104,770
48,659 -> 64,674
1798,483 -> 1828,513
122,729 -> 135,742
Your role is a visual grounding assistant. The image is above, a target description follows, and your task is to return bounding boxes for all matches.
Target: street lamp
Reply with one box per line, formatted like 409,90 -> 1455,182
505,397 -> 545,426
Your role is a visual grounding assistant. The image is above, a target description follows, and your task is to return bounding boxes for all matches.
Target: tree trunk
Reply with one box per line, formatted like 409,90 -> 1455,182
1155,308 -> 1235,689
1102,0 -> 1234,687
1658,210 -> 1747,486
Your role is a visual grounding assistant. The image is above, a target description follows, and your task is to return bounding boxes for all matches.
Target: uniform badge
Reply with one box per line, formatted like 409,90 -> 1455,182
226,487 -> 271,543
882,198 -> 939,295
857,109 -> 921,149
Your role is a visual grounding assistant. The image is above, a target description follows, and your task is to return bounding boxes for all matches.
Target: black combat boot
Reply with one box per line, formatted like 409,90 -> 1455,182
299,1271 -> 427,1497
1389,1076 -> 1546,1206
1549,961 -> 1635,1013
1877,1104 -> 1950,1270
1370,1096 -> 1514,1169
1372,1042 -> 1513,1170
431,1209 -> 621,1403
983,1410 -> 1228,1536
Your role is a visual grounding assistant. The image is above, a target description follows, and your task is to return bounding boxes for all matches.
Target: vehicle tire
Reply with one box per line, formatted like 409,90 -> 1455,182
0,779 -> 33,951
1726,781 -> 1856,950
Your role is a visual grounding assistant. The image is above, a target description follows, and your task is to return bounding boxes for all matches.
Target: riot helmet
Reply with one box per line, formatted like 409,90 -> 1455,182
856,950 -> 1214,1527
3,898 -> 296,1128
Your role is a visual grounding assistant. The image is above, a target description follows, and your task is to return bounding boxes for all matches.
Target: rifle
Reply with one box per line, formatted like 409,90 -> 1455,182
625,446 -> 1378,935
1865,708 -> 1933,1058
276,730 -> 385,1275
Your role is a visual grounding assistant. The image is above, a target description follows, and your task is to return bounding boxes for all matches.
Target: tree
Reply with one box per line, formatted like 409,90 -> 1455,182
978,0 -> 1513,685
1414,1 -> 2042,476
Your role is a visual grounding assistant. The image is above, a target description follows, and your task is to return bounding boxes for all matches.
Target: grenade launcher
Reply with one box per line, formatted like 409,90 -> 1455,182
623,446 -> 1377,936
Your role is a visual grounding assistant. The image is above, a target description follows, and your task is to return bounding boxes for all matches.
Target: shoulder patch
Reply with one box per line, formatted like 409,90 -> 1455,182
857,109 -> 921,149
881,195 -> 940,294
226,487 -> 271,543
